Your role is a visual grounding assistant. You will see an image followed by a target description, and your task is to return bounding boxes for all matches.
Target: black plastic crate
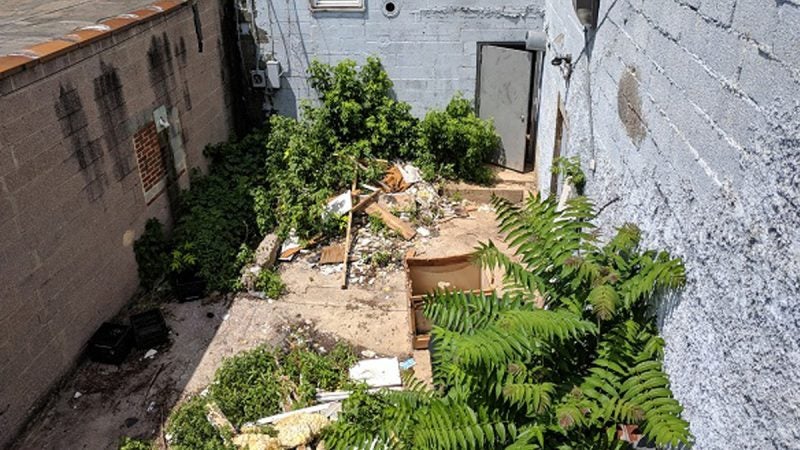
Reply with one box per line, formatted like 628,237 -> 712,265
174,272 -> 206,302
129,309 -> 169,349
88,323 -> 133,365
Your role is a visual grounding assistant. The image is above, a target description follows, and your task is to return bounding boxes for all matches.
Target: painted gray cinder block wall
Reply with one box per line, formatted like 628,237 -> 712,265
249,0 -> 545,116
535,1 -> 800,449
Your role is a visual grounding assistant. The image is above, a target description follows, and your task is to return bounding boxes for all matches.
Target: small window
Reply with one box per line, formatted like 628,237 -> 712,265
310,0 -> 364,11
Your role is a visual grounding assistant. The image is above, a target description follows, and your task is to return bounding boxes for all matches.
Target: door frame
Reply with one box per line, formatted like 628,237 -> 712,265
475,41 -> 544,172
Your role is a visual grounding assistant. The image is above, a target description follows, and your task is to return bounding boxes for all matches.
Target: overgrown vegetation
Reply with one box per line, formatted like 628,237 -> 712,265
253,269 -> 285,298
117,437 -> 153,450
135,57 -> 500,293
552,155 -> 587,194
417,94 -> 499,184
324,194 -> 692,449
166,341 -> 356,444
167,396 -> 233,450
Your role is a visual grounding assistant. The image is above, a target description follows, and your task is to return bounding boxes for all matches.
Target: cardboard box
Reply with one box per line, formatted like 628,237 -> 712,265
404,252 -> 491,349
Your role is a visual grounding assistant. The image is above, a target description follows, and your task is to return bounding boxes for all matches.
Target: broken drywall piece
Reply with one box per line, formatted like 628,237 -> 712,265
324,191 -> 353,217
349,357 -> 402,388
398,163 -> 423,184
249,402 -> 342,427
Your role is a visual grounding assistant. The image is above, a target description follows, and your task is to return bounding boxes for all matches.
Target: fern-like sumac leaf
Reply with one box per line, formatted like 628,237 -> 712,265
588,284 -> 618,321
501,382 -> 556,415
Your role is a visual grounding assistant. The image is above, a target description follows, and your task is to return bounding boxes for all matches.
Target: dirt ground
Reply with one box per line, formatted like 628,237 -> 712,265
11,204 -> 511,450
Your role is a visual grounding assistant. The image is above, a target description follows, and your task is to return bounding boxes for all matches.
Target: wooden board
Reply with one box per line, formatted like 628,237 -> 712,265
319,244 -> 345,265
365,203 -> 416,240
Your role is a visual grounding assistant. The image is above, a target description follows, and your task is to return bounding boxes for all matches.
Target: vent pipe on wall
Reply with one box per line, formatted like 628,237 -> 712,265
525,31 -> 547,51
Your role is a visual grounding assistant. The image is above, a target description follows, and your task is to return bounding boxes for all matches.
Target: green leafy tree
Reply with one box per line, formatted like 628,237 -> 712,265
324,194 -> 692,449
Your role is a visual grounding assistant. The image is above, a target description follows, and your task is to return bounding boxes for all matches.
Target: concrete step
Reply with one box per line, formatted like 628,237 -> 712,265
443,165 -> 537,204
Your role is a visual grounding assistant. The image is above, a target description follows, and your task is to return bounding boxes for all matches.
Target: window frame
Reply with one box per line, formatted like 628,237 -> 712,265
309,0 -> 365,12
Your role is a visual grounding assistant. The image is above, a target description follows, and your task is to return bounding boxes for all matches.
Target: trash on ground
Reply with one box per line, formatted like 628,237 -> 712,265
365,203 -> 416,240
143,349 -> 158,359
399,358 -> 416,370
349,357 -> 402,388
73,391 -> 82,399
325,191 -> 353,217
382,165 -> 410,192
278,231 -> 302,262
397,163 -> 423,185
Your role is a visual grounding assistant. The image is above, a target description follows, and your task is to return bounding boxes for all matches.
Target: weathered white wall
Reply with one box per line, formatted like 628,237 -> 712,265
536,1 -> 800,449
249,0 -> 545,116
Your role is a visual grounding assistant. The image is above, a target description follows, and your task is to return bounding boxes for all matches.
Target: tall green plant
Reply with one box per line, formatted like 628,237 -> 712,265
324,194 -> 692,449
417,94 -> 499,184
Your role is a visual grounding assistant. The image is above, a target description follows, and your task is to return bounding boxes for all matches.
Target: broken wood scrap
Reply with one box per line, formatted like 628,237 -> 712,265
365,203 -> 417,240
352,188 -> 382,212
342,176 -> 357,289
382,164 -> 410,192
319,244 -> 345,265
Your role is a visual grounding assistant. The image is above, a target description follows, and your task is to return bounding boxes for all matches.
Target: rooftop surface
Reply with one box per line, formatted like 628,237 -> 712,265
0,0 -> 152,55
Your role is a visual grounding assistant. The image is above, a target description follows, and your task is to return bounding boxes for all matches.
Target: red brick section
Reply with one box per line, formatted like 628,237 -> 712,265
133,122 -> 167,193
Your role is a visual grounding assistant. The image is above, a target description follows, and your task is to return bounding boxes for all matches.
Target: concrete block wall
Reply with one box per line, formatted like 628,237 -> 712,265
535,1 -> 800,449
249,0 -> 546,116
0,1 -> 233,445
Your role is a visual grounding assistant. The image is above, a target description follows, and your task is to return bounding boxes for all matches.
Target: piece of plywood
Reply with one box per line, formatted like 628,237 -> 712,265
319,244 -> 345,265
365,203 -> 416,240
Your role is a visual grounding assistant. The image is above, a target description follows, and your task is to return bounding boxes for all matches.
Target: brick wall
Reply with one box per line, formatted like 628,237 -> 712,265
535,1 -> 800,448
0,1 -> 233,445
248,0 -> 545,117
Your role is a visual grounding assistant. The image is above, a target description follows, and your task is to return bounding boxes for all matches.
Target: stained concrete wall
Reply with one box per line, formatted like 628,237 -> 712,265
248,0 -> 545,116
535,1 -> 800,449
0,1 -> 233,446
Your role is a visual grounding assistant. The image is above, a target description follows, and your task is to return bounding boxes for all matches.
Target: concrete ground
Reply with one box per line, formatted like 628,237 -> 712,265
11,199 -> 514,449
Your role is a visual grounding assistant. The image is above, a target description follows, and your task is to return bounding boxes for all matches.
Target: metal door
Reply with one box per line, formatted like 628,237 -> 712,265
478,45 -> 533,172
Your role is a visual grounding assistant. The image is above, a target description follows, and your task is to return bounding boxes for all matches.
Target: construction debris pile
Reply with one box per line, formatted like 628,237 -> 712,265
277,163 -> 472,288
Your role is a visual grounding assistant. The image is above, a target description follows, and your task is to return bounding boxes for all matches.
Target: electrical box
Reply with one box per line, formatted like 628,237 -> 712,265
251,70 -> 267,88
266,60 -> 281,89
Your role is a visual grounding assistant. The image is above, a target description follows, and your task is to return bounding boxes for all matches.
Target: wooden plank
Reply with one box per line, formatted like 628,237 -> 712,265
365,203 -> 417,240
352,189 -> 381,212
319,244 -> 345,265
342,178 -> 357,289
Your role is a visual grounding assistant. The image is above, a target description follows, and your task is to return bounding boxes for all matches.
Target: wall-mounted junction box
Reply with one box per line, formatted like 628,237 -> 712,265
266,60 -> 281,89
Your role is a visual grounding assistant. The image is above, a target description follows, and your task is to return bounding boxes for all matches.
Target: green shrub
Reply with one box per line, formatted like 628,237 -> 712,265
133,219 -> 170,290
282,342 -> 357,407
418,94 -> 500,184
118,437 -> 152,450
209,346 -> 285,426
254,269 -> 285,299
252,58 -> 425,240
166,396 -> 232,450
